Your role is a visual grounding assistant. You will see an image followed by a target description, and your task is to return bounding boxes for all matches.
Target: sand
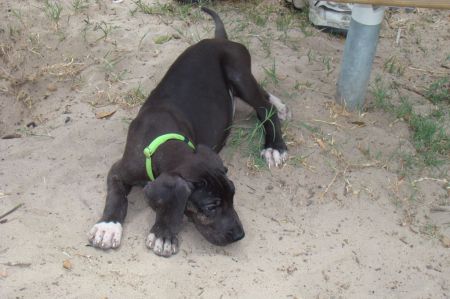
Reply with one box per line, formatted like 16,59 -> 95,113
1,1 -> 449,298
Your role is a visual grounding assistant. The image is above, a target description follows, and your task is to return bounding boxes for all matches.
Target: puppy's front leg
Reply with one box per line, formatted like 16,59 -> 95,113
143,174 -> 192,257
88,160 -> 131,249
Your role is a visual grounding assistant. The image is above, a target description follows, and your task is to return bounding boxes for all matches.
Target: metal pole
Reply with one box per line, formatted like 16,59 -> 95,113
336,4 -> 385,110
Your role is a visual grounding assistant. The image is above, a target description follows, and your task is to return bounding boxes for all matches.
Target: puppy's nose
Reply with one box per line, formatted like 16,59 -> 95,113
231,227 -> 245,242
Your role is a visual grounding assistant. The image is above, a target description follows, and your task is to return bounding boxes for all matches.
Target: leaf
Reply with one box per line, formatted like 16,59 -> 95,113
350,121 -> 366,127
315,138 -> 327,150
154,35 -> 172,45
440,235 -> 450,248
95,110 -> 116,119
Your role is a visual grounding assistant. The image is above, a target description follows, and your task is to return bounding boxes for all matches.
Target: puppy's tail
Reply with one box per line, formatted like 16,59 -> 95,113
201,7 -> 228,40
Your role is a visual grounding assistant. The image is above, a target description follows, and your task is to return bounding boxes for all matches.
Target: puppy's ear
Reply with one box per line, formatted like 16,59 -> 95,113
144,174 -> 192,210
176,144 -> 227,183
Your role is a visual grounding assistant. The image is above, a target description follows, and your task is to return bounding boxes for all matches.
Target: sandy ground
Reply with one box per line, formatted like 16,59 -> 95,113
1,0 -> 449,298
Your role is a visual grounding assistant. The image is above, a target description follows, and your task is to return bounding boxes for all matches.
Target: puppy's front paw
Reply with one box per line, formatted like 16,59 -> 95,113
261,148 -> 288,168
146,233 -> 179,257
88,222 -> 122,249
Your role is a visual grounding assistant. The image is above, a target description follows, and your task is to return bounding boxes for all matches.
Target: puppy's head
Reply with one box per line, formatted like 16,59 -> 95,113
178,145 -> 245,246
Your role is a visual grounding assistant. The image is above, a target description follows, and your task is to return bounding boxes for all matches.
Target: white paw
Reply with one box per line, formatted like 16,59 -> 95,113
261,148 -> 288,168
277,104 -> 292,121
88,222 -> 122,249
268,93 -> 292,121
146,233 -> 179,257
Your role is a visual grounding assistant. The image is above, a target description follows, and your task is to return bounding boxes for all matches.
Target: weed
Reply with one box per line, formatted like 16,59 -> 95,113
276,12 -> 293,42
72,0 -> 89,13
228,107 -> 278,170
124,84 -> 147,106
322,56 -> 333,76
383,56 -> 405,76
299,121 -> 320,134
297,8 -> 314,37
426,76 -> 449,104
11,9 -> 24,24
258,34 -> 273,57
307,49 -> 316,63
138,29 -> 152,49
249,10 -> 268,27
371,77 -> 393,111
134,0 -> 174,16
410,115 -> 450,166
395,96 -> 413,120
371,78 -> 449,167
94,21 -> 116,41
398,152 -> 417,171
101,51 -> 128,82
43,0 -> 63,27
420,223 -> 440,239
262,60 -> 279,86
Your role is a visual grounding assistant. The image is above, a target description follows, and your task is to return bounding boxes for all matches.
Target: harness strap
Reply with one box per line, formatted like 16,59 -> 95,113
143,133 -> 195,181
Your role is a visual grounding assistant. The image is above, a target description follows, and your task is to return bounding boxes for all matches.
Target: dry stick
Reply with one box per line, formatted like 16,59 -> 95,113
320,166 -> 349,199
325,0 -> 450,9
0,203 -> 24,220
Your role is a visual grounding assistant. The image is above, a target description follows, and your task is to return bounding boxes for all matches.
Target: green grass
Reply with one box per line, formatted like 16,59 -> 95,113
133,0 -> 174,16
228,107 -> 278,170
372,77 -> 393,111
71,0 -> 89,13
426,76 -> 449,104
124,84 -> 147,106
383,56 -> 405,76
262,60 -> 280,87
410,115 -> 450,166
101,51 -> 128,83
93,21 -> 117,41
43,0 -> 63,26
370,78 -> 450,167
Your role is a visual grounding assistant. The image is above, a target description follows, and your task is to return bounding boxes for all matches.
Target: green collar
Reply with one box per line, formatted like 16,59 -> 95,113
143,133 -> 195,181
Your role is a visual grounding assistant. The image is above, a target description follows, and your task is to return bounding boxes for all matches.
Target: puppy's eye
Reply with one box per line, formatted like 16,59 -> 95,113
203,200 -> 220,213
194,181 -> 206,188
204,204 -> 217,212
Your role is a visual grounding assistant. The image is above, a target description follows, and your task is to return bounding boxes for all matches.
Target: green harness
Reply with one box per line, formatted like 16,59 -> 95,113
143,133 -> 195,181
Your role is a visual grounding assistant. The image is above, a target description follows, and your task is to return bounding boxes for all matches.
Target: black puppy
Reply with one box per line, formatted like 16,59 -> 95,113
88,8 -> 289,257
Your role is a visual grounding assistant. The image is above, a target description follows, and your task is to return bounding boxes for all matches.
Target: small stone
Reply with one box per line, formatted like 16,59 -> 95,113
440,235 -> 450,248
47,83 -> 57,92
63,259 -> 72,270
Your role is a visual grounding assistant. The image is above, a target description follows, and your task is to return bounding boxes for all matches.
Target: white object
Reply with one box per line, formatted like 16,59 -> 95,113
308,1 -> 353,31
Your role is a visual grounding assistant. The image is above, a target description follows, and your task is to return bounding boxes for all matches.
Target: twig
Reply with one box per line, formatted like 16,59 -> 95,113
313,119 -> 346,129
400,84 -> 426,98
395,28 -> 402,45
320,167 -> 348,199
408,66 -> 447,75
412,177 -> 448,186
0,203 -> 24,220
1,262 -> 31,268
430,206 -> 450,213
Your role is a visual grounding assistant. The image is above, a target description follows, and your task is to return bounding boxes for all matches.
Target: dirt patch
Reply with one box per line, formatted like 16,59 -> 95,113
0,1 -> 449,298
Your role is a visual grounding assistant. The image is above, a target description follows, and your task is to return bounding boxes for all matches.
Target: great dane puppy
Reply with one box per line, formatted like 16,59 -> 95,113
88,7 -> 289,257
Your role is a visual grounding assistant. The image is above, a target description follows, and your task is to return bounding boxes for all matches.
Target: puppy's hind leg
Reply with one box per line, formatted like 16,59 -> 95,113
88,160 -> 131,249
